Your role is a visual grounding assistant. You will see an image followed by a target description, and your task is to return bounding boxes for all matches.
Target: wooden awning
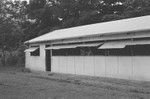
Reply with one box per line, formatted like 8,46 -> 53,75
98,41 -> 126,49
99,39 -> 150,49
45,42 -> 103,50
24,47 -> 39,52
45,45 -> 77,50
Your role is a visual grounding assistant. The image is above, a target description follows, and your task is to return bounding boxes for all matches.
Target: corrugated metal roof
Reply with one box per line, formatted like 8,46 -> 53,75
25,15 -> 150,44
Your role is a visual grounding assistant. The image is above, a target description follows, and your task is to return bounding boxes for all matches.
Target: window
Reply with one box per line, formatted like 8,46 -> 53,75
132,45 -> 150,56
52,48 -> 81,56
53,47 -> 98,56
30,48 -> 40,56
24,47 -> 40,56
46,42 -> 102,56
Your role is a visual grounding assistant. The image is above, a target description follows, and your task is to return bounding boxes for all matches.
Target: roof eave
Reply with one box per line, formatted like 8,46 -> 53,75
25,29 -> 150,44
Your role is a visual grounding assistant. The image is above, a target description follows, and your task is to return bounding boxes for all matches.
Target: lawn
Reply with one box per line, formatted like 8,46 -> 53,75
0,65 -> 150,99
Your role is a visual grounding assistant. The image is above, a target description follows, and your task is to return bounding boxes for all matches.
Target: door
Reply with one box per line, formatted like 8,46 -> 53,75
46,50 -> 51,71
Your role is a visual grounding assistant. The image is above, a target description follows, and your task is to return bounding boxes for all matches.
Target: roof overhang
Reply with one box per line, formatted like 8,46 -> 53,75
25,15 -> 150,44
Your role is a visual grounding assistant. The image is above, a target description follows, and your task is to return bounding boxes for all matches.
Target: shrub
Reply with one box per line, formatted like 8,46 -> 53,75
21,68 -> 31,73
7,55 -> 18,65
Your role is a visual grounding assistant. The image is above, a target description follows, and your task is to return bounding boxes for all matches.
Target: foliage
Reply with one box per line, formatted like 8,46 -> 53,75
26,0 -> 150,38
0,0 -> 150,66
0,0 -> 28,65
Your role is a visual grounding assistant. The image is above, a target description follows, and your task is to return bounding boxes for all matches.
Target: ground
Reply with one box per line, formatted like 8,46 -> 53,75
0,66 -> 150,99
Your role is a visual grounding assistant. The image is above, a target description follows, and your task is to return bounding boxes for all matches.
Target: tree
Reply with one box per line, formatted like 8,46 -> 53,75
26,0 -> 150,38
0,0 -> 28,65
0,0 -> 150,66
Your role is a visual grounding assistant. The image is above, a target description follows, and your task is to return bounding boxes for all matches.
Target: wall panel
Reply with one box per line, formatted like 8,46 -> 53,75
105,56 -> 118,77
67,56 -> 75,74
59,56 -> 67,73
118,56 -> 132,79
51,56 -> 60,73
133,56 -> 150,81
83,57 -> 95,76
94,56 -> 105,77
74,56 -> 84,75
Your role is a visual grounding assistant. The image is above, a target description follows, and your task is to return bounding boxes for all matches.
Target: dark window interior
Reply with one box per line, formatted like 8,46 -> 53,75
52,48 -> 81,56
106,46 -> 132,56
52,47 -> 104,56
132,45 -> 150,56
30,48 -> 40,56
46,45 -> 51,47
52,45 -> 150,56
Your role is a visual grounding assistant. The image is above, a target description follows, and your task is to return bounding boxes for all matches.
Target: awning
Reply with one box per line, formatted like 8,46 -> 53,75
126,40 -> 150,45
98,41 -> 126,49
45,42 -> 103,50
76,42 -> 103,47
99,39 -> 150,49
45,45 -> 77,50
24,47 -> 38,52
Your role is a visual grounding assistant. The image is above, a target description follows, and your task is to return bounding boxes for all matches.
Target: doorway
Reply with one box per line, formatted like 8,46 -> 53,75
46,50 -> 51,71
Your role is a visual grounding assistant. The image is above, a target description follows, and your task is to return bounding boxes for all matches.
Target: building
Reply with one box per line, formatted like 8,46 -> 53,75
25,15 -> 150,81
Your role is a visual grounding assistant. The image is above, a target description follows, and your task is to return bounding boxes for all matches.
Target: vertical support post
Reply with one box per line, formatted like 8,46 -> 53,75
50,49 -> 52,72
131,38 -> 134,80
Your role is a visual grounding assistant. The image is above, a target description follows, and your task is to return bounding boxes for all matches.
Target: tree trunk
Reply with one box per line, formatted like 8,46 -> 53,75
1,48 -> 6,66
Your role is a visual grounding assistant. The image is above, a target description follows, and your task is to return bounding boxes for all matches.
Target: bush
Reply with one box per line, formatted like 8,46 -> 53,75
1,56 -> 6,66
7,55 -> 18,65
21,68 -> 31,73
17,45 -> 27,66
0,44 -> 27,66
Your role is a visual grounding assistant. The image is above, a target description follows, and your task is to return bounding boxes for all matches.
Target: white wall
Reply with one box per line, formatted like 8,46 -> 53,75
133,56 -> 150,81
25,44 -> 46,71
25,45 -> 150,81
51,56 -> 150,81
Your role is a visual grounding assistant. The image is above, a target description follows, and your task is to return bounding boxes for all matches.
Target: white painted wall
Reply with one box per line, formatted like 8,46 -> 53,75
51,56 -> 150,81
25,44 -> 46,71
94,56 -> 106,77
133,56 -> 150,81
25,44 -> 150,81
